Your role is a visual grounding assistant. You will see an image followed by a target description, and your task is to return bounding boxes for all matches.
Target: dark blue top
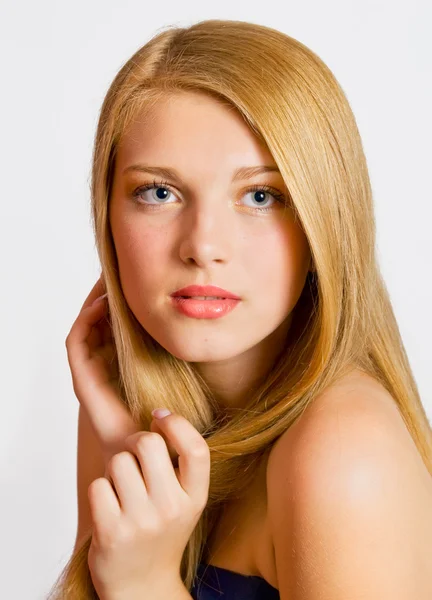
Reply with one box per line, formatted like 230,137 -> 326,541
191,562 -> 280,599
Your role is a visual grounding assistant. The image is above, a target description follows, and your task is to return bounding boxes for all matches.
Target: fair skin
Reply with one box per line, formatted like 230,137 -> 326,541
69,289 -> 432,598
66,90 -> 312,598
267,372 -> 432,598
109,90 -> 312,411
67,90 -> 432,598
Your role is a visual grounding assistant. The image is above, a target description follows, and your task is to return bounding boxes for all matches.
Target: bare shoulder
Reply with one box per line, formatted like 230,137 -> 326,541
266,368 -> 432,598
267,368 -> 432,490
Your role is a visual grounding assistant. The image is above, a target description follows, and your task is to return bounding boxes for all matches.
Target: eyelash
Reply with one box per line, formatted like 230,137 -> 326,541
131,178 -> 286,213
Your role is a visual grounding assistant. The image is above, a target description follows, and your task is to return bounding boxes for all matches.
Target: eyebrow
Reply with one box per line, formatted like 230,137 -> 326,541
122,164 -> 281,182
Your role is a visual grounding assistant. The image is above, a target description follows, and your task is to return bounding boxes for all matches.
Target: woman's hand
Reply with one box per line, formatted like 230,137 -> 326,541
65,276 -> 143,466
87,412 -> 210,599
65,276 -> 180,468
65,277 -> 208,596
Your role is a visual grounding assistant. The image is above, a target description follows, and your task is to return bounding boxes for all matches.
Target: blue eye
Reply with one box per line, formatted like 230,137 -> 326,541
245,188 -> 281,210
133,180 -> 173,204
131,179 -> 177,207
131,178 -> 287,212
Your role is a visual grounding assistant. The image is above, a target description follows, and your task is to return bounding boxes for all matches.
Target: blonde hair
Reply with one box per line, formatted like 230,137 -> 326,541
48,18 -> 432,598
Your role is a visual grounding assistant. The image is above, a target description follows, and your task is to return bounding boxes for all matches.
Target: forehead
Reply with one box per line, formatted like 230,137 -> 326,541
115,91 -> 277,173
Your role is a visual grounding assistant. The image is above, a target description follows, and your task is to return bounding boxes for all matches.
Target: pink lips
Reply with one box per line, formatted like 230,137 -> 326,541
170,285 -> 241,319
171,285 -> 241,300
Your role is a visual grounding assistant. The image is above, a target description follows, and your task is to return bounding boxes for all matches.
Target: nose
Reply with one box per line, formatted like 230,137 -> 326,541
178,202 -> 235,267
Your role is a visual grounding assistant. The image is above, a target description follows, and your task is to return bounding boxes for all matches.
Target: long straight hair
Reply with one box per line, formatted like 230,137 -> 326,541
48,19 -> 432,598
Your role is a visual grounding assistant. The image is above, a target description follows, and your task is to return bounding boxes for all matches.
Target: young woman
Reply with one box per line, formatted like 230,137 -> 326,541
48,18 -> 432,600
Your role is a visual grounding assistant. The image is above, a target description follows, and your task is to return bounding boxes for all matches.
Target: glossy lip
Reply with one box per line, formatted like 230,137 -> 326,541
171,285 -> 241,300
170,297 -> 240,319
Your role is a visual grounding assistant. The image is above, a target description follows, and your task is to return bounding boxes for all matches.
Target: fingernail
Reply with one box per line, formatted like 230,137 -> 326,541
152,408 -> 171,419
91,292 -> 108,306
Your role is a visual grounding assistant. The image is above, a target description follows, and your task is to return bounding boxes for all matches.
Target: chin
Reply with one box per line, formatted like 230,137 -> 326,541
154,335 -> 244,363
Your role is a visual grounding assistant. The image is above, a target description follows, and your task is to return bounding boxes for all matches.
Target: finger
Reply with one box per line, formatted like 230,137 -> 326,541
124,432 -> 180,509
150,419 -> 179,466
79,285 -> 113,361
88,476 -> 121,538
66,300 -> 139,450
85,300 -> 113,349
86,308 -> 106,350
67,298 -> 109,370
79,275 -> 106,312
146,414 -> 210,505
106,452 -> 148,518
86,300 -> 113,351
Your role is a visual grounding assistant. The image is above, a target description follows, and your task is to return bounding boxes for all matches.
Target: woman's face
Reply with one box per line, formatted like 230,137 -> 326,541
109,91 -> 311,367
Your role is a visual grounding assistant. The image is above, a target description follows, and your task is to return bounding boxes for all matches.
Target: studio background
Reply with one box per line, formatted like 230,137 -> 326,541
0,1 -> 430,598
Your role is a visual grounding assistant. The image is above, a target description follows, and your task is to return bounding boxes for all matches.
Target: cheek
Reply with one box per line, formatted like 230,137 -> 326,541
247,223 -> 310,306
113,222 -> 170,297
111,213 -> 310,313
